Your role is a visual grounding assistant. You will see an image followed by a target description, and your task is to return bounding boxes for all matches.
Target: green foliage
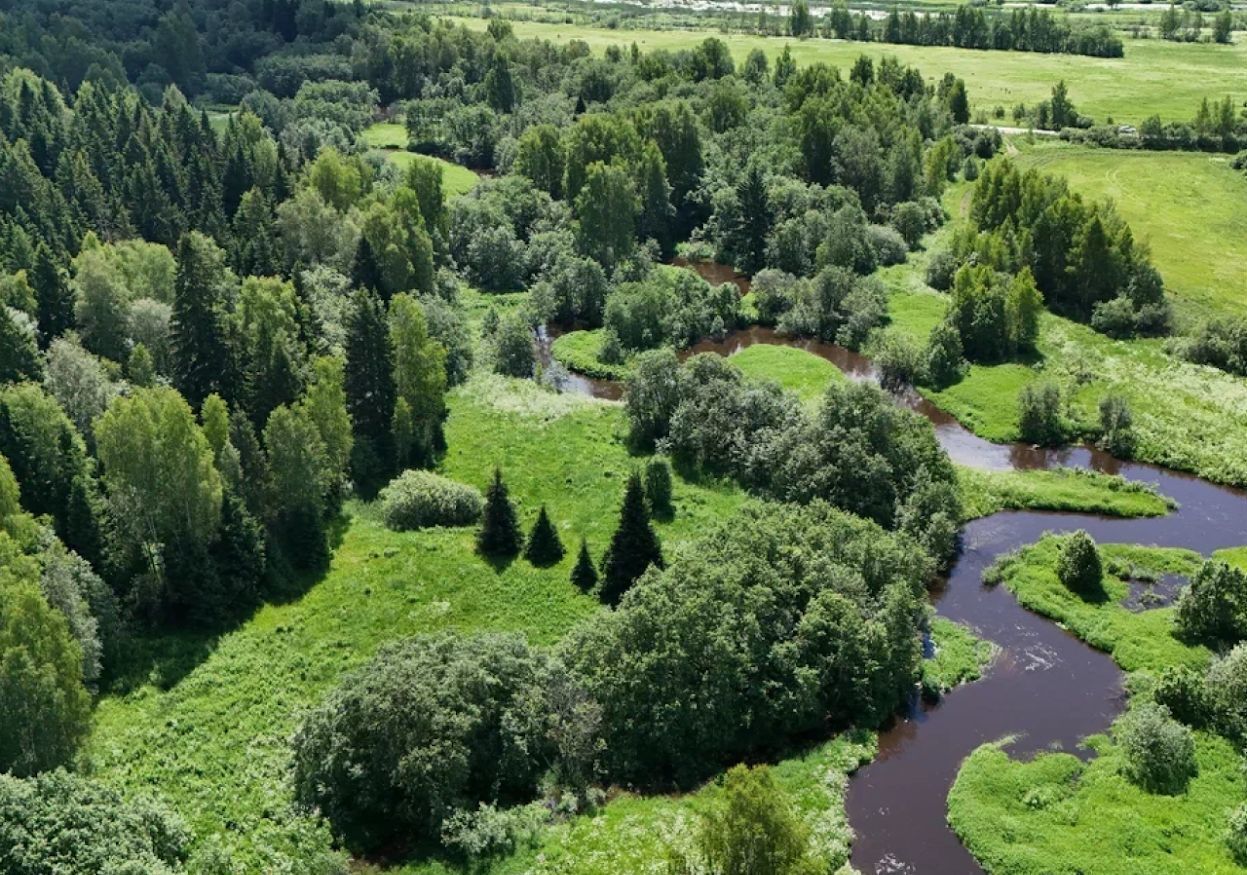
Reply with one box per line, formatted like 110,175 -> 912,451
1228,804 -> 1247,866
1205,643 -> 1247,742
667,765 -> 821,875
1097,394 -> 1136,457
1057,531 -> 1103,596
1175,560 -> 1247,647
0,562 -> 90,776
478,467 -> 523,558
1017,381 -> 1065,446
566,501 -> 925,785
1114,702 -> 1197,794
491,313 -> 536,379
378,470 -> 483,532
0,306 -> 41,385
171,231 -> 237,407
524,504 -> 565,567
0,770 -> 191,874
292,633 -> 553,853
1154,665 -> 1210,728
644,459 -> 673,519
599,472 -> 663,605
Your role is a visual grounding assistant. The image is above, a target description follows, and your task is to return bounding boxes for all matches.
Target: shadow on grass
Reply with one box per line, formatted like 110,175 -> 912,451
103,512 -> 353,695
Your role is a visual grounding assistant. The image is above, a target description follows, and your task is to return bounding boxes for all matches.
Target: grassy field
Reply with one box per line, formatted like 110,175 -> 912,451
949,535 -> 1246,874
361,121 -> 481,198
451,16 -> 1247,123
720,343 -> 846,402
957,467 -> 1173,522
1011,139 -> 1247,321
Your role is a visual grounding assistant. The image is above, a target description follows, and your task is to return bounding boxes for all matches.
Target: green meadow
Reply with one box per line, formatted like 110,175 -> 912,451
451,17 -> 1247,123
1012,139 -> 1247,321
361,121 -> 481,197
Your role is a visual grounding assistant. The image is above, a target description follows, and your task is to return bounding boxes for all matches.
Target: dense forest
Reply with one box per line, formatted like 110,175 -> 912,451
0,0 -> 1207,871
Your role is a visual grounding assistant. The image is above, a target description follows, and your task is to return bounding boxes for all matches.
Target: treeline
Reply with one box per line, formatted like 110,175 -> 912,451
804,2 -> 1123,58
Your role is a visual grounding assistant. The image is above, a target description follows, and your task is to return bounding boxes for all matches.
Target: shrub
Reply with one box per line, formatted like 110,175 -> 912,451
1056,531 -> 1102,595
1097,394 -> 1136,457
379,470 -> 484,531
292,634 -> 553,853
0,770 -> 192,874
1205,643 -> 1247,742
440,802 -> 548,863
668,765 -> 819,875
872,331 -> 924,392
492,314 -> 535,378
925,249 -> 959,291
1153,666 -> 1209,728
923,319 -> 965,389
866,224 -> 909,267
890,201 -> 928,250
1228,804 -> 1247,866
1114,703 -> 1197,795
644,458 -> 673,518
1017,382 -> 1064,446
1174,560 -> 1247,646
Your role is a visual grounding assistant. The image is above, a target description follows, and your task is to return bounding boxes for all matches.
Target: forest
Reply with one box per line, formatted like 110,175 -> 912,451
1,0 -> 1246,873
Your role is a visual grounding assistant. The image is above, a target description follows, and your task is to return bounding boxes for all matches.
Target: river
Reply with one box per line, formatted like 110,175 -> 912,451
541,314 -> 1247,874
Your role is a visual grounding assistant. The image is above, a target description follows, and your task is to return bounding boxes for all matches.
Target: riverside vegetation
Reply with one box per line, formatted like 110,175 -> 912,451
0,1 -> 1244,874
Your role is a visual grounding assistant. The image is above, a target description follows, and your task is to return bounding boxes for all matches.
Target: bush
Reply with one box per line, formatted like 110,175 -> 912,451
1205,643 -> 1247,742
1228,804 -> 1247,866
866,224 -> 909,266
667,765 -> 819,875
1174,560 -> 1247,646
439,802 -> 548,863
1153,666 -> 1209,728
923,319 -> 966,389
1056,531 -> 1102,595
292,634 -> 553,853
1113,703 -> 1197,795
872,331 -> 924,392
1097,394 -> 1135,457
492,314 -> 536,378
0,770 -> 190,874
378,470 -> 484,531
925,249 -> 959,291
1017,382 -> 1064,446
891,202 -> 928,250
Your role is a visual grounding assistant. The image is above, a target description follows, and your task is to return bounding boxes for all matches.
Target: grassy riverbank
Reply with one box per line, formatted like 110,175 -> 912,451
949,535 -> 1246,874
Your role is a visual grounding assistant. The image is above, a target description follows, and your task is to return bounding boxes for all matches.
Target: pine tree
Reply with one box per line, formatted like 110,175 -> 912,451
31,245 -> 74,347
524,504 -> 564,567
477,467 -> 522,558
600,472 -> 664,605
571,538 -> 598,591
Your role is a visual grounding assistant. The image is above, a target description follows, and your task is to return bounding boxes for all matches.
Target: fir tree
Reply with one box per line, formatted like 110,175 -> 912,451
571,538 -> 598,592
344,290 -> 396,491
477,467 -> 522,558
172,231 -> 237,406
351,236 -> 385,296
31,244 -> 74,347
600,472 -> 664,605
524,504 -> 564,567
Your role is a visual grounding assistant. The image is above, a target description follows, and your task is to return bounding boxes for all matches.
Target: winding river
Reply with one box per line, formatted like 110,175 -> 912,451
539,312 -> 1247,874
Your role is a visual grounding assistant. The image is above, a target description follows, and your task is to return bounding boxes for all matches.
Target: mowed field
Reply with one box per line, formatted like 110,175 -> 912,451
451,16 -> 1247,123
1011,139 -> 1247,321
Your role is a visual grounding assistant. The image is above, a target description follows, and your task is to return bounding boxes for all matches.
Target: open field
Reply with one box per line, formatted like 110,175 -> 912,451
1011,139 -> 1247,321
361,121 -> 481,197
451,16 -> 1247,123
948,537 -> 1246,874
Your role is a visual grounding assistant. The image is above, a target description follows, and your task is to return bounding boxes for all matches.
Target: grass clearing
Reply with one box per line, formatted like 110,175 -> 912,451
450,17 -> 1247,123
728,343 -> 845,402
549,329 -> 631,379
1011,139 -> 1247,320
957,467 -> 1174,522
362,122 -> 480,198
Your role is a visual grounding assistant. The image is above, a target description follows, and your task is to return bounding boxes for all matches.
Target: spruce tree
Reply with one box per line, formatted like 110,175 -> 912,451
571,538 -> 598,592
344,290 -> 396,493
32,245 -> 74,347
477,467 -> 522,558
600,472 -> 664,605
524,504 -> 564,567
351,236 -> 384,296
172,231 -> 237,406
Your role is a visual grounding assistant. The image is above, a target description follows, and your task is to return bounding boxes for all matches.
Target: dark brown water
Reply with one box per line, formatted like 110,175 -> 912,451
547,312 -> 1247,872
672,256 -> 752,295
